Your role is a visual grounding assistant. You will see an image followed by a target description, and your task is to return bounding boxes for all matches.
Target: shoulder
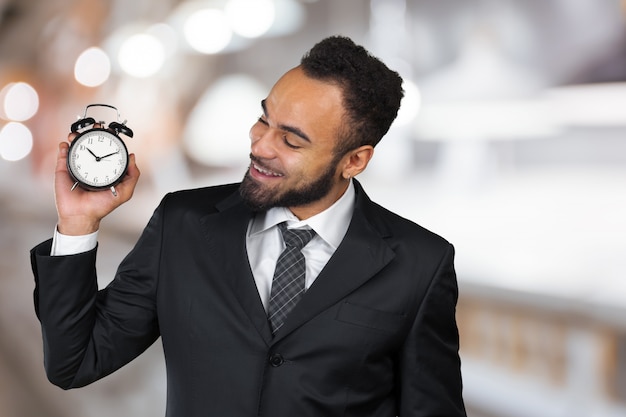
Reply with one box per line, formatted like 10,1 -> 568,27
158,182 -> 242,215
354,181 -> 452,254
371,200 -> 450,247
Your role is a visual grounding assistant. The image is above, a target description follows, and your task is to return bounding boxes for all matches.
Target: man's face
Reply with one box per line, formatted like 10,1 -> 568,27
239,66 -> 349,219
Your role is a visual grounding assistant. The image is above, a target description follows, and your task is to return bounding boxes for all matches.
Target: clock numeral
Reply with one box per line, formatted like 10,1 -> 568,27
93,176 -> 99,183
87,138 -> 93,145
98,137 -> 104,143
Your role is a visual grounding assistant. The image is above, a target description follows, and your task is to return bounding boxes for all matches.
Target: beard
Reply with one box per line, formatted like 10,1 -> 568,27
239,154 -> 341,212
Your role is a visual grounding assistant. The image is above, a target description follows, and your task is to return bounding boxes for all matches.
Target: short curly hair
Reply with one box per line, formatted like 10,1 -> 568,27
300,36 -> 404,156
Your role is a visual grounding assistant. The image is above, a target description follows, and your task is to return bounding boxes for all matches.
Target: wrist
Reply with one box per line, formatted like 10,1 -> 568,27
57,217 -> 101,236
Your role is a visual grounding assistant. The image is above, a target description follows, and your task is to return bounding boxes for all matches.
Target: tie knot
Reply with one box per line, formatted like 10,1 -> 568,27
278,222 -> 316,250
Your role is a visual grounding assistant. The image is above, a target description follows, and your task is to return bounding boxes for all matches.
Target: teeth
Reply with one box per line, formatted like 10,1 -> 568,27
254,163 -> 283,177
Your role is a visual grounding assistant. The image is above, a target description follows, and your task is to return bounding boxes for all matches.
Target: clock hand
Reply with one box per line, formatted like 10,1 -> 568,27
99,150 -> 120,159
86,147 -> 98,160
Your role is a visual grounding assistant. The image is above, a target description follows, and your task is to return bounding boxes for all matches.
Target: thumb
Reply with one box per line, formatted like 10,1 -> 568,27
56,142 -> 69,170
55,141 -> 74,187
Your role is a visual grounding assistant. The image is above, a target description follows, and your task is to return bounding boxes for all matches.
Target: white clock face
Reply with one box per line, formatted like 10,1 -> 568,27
67,129 -> 129,189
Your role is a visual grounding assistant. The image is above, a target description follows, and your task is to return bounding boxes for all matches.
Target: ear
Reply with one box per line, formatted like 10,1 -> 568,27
339,145 -> 374,180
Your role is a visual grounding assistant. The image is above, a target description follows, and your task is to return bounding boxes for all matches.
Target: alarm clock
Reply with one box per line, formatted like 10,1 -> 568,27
67,104 -> 133,196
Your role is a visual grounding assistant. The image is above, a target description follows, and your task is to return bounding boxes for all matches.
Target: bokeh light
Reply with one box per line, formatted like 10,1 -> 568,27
265,0 -> 305,37
184,74 -> 267,166
0,122 -> 33,161
225,0 -> 275,38
74,47 -> 111,87
0,82 -> 39,121
118,33 -> 166,78
183,8 -> 232,54
146,23 -> 179,59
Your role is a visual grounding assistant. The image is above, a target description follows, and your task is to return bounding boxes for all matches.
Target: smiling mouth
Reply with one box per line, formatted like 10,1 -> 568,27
252,162 -> 284,177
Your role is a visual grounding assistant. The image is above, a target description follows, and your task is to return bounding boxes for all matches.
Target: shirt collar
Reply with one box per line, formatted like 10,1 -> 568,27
249,180 -> 356,250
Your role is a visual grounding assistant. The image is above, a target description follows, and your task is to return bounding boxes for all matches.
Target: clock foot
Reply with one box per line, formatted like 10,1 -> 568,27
110,186 -> 118,197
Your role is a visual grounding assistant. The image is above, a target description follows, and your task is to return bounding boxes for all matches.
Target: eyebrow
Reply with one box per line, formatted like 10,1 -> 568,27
261,99 -> 311,143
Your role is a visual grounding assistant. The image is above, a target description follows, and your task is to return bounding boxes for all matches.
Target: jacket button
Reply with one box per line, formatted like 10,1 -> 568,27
269,353 -> 284,367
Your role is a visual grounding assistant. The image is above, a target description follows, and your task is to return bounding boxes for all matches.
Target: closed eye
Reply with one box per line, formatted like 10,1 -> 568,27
260,100 -> 311,145
282,134 -> 301,149
258,115 -> 302,149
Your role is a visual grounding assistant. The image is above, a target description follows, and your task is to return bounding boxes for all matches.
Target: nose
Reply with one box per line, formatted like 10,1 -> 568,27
249,122 -> 276,159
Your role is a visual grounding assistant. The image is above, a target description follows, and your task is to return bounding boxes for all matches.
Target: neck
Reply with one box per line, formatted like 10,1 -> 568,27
289,179 -> 351,220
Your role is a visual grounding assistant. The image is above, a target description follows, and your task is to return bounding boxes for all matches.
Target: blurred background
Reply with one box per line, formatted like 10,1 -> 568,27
1,0 -> 625,416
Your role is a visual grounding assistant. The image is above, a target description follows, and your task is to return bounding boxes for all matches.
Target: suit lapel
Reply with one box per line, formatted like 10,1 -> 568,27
197,182 -> 396,345
199,191 -> 274,345
273,182 -> 396,343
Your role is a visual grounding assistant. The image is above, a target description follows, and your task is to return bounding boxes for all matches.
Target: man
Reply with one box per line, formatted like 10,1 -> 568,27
31,36 -> 466,417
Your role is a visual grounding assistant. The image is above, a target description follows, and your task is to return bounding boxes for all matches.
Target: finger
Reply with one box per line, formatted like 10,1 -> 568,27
54,142 -> 77,192
55,142 -> 69,173
123,154 -> 141,189
111,154 -> 140,200
126,153 -> 140,178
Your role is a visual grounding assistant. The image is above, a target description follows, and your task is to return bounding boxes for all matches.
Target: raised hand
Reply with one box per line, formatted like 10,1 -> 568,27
54,128 -> 140,236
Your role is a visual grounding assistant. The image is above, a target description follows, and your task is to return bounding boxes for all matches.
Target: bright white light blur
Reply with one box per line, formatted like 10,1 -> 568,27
395,79 -> 421,126
184,74 -> 266,166
0,82 -> 39,121
146,23 -> 179,58
184,8 -> 232,54
74,47 -> 111,87
225,0 -> 275,38
265,0 -> 305,36
118,33 -> 165,78
0,122 -> 33,161
547,83 -> 626,127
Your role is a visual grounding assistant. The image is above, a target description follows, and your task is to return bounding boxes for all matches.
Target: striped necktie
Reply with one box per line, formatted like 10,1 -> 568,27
267,222 -> 316,335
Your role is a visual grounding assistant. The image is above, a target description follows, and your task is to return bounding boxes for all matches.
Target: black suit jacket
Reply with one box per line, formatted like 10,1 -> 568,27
31,180 -> 466,417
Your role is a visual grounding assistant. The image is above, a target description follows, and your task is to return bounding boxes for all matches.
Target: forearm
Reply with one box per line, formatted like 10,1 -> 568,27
32,239 -> 161,388
31,240 -> 99,388
31,201 -> 164,389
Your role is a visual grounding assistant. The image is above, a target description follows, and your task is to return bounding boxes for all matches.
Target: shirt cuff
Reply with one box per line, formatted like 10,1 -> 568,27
51,227 -> 98,256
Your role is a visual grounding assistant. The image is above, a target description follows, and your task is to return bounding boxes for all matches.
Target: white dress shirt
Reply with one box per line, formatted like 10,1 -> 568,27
51,181 -> 356,311
246,180 -> 355,310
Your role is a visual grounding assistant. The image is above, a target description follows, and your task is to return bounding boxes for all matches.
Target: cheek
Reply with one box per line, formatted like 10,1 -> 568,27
294,154 -> 337,180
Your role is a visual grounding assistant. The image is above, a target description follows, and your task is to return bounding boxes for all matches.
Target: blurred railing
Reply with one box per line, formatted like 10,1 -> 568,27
458,281 -> 626,417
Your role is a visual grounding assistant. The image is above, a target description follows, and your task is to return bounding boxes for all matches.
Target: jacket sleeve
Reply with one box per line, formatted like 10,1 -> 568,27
398,243 -> 467,417
30,200 -> 166,389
